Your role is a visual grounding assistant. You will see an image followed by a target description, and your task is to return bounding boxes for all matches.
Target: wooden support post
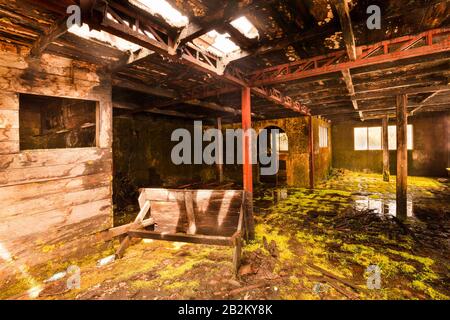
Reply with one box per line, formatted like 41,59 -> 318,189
216,117 -> 224,184
309,115 -> 315,189
232,237 -> 242,276
185,191 -> 197,235
396,95 -> 408,220
382,115 -> 390,182
242,87 -> 255,239
116,200 -> 151,258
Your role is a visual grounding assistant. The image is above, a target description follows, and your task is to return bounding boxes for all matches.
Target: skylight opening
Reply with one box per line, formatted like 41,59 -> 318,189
69,23 -> 142,53
230,16 -> 259,39
195,30 -> 240,57
129,0 -> 189,28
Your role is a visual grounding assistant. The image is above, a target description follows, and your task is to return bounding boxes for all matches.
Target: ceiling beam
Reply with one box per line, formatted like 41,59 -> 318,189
112,77 -> 178,99
88,3 -> 309,115
28,16 -> 69,59
354,85 -> 450,101
410,90 -> 445,115
176,0 -> 274,46
184,99 -> 242,116
109,48 -> 154,73
243,22 -> 337,61
341,69 -> 363,120
332,0 -> 357,61
113,101 -> 204,119
250,28 -> 450,86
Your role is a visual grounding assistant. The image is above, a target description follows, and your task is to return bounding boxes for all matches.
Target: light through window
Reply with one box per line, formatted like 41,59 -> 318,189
388,125 -> 413,150
354,126 -> 413,151
354,127 -> 368,150
368,127 -> 381,150
319,126 -> 329,148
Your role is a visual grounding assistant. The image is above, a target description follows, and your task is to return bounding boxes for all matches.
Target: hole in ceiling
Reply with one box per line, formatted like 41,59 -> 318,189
194,30 -> 240,57
69,23 -> 142,52
129,0 -> 189,28
230,16 -> 259,39
68,13 -> 157,53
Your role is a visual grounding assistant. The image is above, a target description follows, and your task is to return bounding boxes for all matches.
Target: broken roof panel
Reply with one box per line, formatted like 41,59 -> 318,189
129,0 -> 189,28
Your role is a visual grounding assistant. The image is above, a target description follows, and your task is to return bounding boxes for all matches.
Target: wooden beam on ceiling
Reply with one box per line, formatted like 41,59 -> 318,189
28,16 -> 69,59
88,3 -> 309,115
108,48 -> 154,73
112,77 -> 178,99
354,85 -> 450,101
266,3 -> 303,58
341,69 -> 363,120
410,90 -> 445,115
184,99 -> 242,116
176,0 -> 273,46
113,101 -> 204,119
244,22 -> 337,60
332,0 -> 357,61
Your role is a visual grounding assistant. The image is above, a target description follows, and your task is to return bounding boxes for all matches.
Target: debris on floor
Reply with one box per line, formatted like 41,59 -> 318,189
2,171 -> 449,300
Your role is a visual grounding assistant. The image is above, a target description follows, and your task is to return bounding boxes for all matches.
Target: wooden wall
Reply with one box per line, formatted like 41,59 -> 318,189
0,43 -> 113,280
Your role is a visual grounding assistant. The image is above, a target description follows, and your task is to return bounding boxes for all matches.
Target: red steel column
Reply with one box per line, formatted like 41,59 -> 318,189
242,87 -> 255,239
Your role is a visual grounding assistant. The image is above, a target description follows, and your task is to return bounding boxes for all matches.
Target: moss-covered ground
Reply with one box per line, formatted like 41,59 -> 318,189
2,170 -> 449,300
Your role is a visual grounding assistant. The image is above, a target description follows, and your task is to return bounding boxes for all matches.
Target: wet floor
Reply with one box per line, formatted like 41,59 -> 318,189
3,171 -> 449,300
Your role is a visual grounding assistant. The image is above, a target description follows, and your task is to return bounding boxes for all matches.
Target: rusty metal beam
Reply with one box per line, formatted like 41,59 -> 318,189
86,3 -> 309,115
250,28 -> 450,86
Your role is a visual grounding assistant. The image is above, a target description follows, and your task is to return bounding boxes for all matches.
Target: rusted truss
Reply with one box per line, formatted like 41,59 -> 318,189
250,28 -> 450,86
89,2 -> 309,115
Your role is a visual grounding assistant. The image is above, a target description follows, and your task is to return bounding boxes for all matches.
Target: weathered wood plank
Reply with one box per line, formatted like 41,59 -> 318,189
0,148 -> 111,170
0,110 -> 19,129
140,188 -> 243,202
232,237 -> 242,276
0,185 -> 111,219
127,230 -> 233,246
1,213 -> 112,278
0,128 -> 19,142
98,100 -> 113,148
0,172 -> 110,204
0,92 -> 18,110
0,141 -> 19,155
0,50 -> 100,82
0,198 -> 112,241
0,66 -> 108,101
0,158 -> 111,186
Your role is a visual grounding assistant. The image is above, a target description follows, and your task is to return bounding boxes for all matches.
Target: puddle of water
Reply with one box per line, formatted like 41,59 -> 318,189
354,197 -> 414,218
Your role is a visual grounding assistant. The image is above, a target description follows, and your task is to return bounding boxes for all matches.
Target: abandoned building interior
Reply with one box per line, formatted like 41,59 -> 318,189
0,0 -> 449,300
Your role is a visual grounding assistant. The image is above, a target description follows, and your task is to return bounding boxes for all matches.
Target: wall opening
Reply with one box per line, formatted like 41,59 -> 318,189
258,126 -> 288,185
19,94 -> 97,150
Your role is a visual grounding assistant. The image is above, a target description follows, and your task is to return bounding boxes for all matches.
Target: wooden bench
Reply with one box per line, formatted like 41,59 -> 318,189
115,188 -> 246,275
